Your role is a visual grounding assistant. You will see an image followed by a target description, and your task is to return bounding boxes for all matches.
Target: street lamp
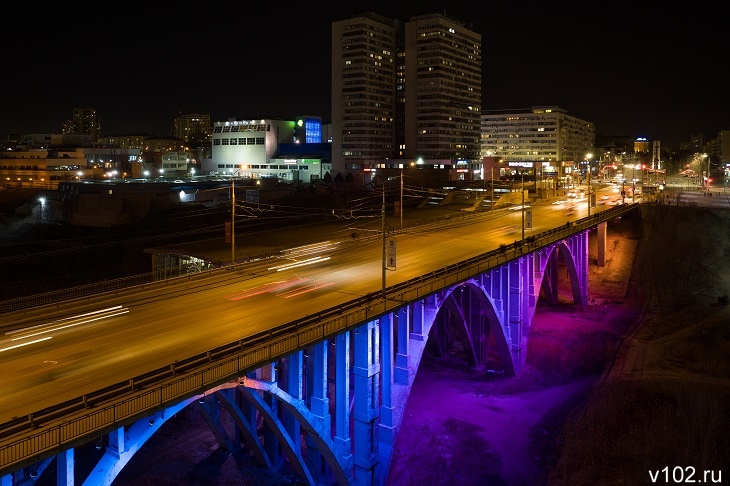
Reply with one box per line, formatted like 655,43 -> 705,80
586,153 -> 593,216
381,179 -> 386,301
521,172 -> 525,240
143,170 -> 149,181
400,165 -> 404,230
229,169 -> 244,266
231,177 -> 236,265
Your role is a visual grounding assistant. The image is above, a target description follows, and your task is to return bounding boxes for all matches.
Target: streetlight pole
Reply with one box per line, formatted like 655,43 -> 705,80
231,177 -> 235,266
585,153 -> 593,216
400,166 -> 403,230
521,172 -> 525,240
381,181 -> 386,301
587,170 -> 592,216
491,166 -> 494,211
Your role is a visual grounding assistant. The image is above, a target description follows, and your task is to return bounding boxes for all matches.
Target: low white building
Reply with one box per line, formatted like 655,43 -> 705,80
202,117 -> 331,183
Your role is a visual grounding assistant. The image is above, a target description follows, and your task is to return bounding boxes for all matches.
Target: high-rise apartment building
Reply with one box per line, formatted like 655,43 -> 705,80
331,11 -> 481,183
174,113 -> 212,145
64,107 -> 101,141
403,14 -> 481,163
332,12 -> 398,175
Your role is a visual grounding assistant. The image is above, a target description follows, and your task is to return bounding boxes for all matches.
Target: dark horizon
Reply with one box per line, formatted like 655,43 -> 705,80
3,3 -> 727,149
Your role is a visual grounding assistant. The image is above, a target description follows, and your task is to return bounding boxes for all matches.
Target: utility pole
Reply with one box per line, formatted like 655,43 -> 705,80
586,153 -> 593,216
231,178 -> 235,266
521,172 -> 525,240
381,181 -> 386,301
587,169 -> 592,216
400,167 -> 403,230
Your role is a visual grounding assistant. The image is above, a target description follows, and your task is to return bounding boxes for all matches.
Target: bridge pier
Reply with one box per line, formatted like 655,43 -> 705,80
597,221 -> 607,267
353,319 -> 381,485
394,307 -> 410,385
306,341 -> 330,484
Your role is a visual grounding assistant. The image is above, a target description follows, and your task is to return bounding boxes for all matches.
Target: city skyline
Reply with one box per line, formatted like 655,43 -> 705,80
3,3 -> 726,149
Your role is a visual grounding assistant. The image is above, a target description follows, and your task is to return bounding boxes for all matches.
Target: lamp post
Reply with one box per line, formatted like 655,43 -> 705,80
381,180 -> 386,300
521,172 -> 525,240
632,165 -> 636,200
400,166 -> 404,230
229,168 -> 246,266
231,177 -> 236,266
586,153 -> 593,216
491,166 -> 495,211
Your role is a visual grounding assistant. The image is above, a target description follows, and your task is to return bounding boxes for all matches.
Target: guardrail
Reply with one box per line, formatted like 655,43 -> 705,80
0,204 -> 638,474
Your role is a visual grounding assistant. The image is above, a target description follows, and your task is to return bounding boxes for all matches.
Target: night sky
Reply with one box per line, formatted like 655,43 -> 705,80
4,3 -> 726,149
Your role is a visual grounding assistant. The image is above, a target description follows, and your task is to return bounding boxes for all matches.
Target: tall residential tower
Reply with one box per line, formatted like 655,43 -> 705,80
332,11 -> 481,183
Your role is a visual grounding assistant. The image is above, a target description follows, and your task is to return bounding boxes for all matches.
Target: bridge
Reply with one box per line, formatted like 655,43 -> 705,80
0,203 -> 639,485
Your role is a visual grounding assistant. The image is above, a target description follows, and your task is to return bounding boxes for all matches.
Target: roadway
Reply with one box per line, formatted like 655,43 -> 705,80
0,185 -> 622,426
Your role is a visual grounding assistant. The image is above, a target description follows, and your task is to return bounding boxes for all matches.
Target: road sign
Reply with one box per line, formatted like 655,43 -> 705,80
525,210 -> 532,229
387,238 -> 396,269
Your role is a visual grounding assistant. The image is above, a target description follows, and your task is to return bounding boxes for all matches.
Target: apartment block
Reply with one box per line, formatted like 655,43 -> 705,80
64,108 -> 101,141
174,113 -> 212,145
332,11 -> 481,184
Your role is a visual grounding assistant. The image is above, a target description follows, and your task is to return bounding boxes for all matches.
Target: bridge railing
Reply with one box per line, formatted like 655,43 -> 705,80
0,204 -> 638,474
